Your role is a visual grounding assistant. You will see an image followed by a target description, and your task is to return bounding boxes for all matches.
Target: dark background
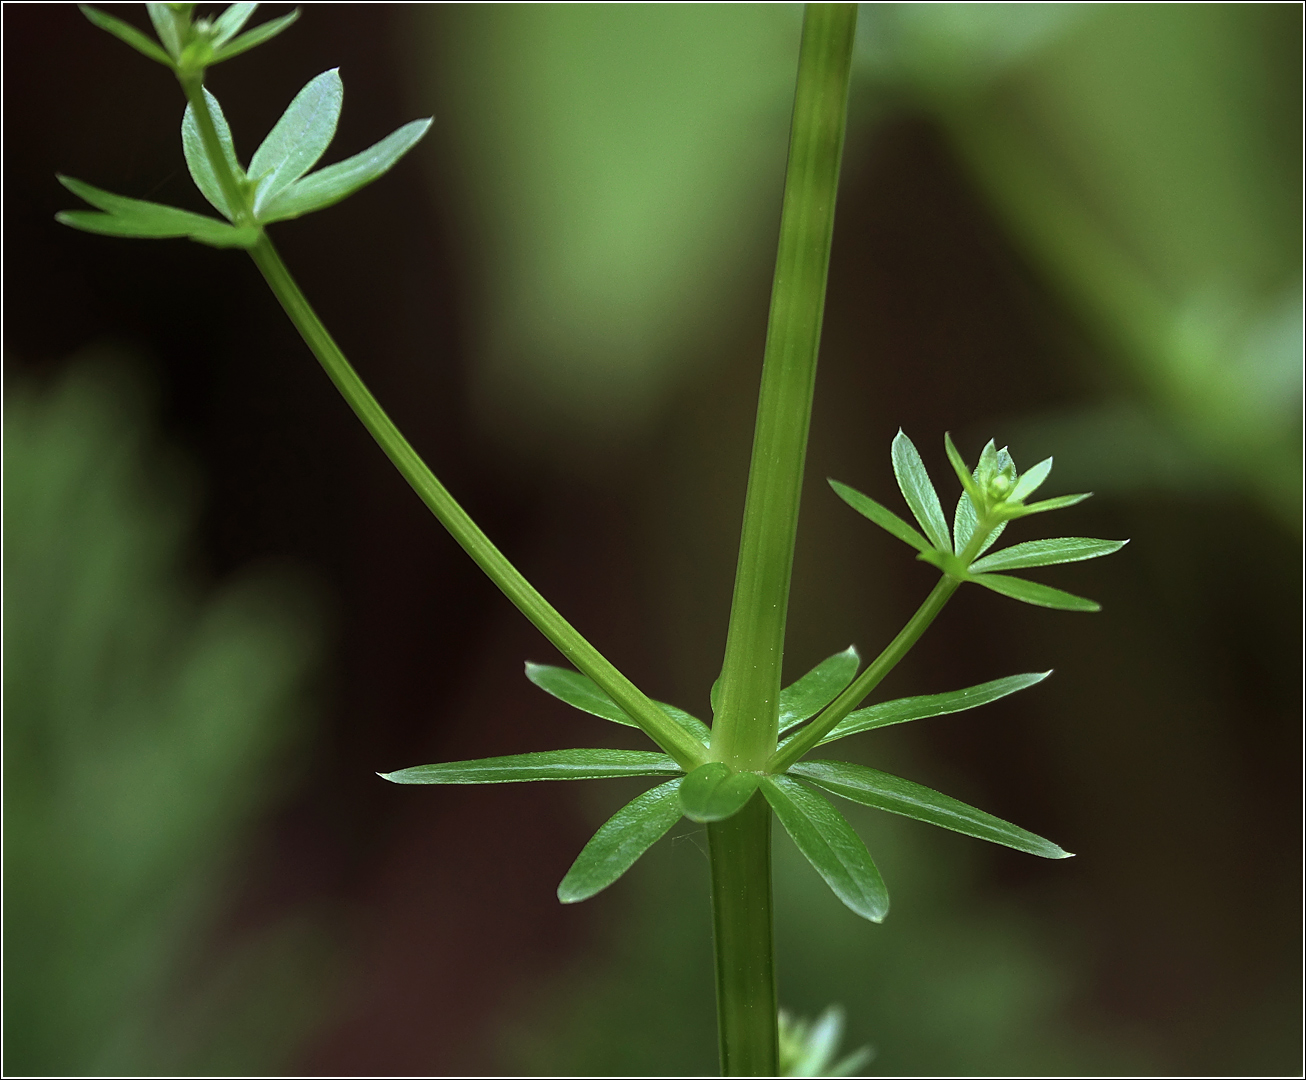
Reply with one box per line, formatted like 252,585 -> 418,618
5,4 -> 1300,1075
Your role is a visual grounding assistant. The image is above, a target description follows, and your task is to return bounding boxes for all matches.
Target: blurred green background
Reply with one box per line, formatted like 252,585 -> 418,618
4,4 -> 1300,1076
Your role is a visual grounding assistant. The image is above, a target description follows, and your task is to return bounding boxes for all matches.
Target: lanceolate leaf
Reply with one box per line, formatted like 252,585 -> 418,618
524,663 -> 712,745
380,748 -> 681,785
679,762 -> 760,823
970,572 -> 1100,612
182,88 -> 245,220
778,645 -> 859,734
970,537 -> 1127,573
891,430 -> 951,552
557,778 -> 684,903
791,760 -> 1069,859
952,492 -> 1005,560
146,2 -> 182,58
811,672 -> 1050,745
259,119 -> 433,223
211,2 -> 259,47
78,5 -> 175,67
249,68 -> 343,216
828,478 -> 931,554
943,432 -> 980,502
56,176 -> 259,248
761,775 -> 888,923
1010,456 -> 1053,502
210,8 -> 300,63
1017,492 -> 1092,516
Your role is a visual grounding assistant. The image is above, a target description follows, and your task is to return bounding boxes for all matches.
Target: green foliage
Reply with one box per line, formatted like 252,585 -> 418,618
679,763 -> 761,823
761,777 -> 889,924
55,175 -> 258,248
381,749 -> 681,785
778,1006 -> 872,1077
558,779 -> 685,904
80,4 -> 299,72
3,358 -> 327,1075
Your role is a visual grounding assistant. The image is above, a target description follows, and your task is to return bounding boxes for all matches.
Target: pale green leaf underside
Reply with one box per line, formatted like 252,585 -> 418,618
56,176 -> 258,248
828,479 -> 931,554
891,430 -> 951,552
791,759 -> 1069,858
810,671 -> 1050,746
79,5 -> 174,67
778,645 -> 859,734
182,88 -> 245,220
211,2 -> 259,47
259,119 -> 432,223
970,573 -> 1100,611
970,537 -> 1127,573
1010,456 -> 1053,502
250,68 -> 343,216
525,663 -> 712,745
1019,492 -> 1091,516
679,762 -> 760,823
762,774 -> 888,923
952,491 -> 1005,560
557,778 -> 684,903
380,748 -> 680,785
210,8 -> 300,63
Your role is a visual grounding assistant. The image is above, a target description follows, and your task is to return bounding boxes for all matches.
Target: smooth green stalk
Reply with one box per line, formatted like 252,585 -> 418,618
708,6 -> 856,1076
713,3 -> 857,772
707,795 -> 777,1077
244,233 -> 706,771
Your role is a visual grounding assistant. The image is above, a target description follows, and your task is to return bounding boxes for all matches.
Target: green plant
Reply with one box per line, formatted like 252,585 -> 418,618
58,4 -> 1126,1073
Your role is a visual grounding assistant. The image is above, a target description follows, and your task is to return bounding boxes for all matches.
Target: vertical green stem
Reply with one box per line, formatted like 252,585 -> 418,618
707,795 -> 776,1077
707,5 -> 856,1076
713,4 -> 857,770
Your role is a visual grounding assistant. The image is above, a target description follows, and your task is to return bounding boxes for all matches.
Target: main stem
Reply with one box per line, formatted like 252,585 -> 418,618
707,5 -> 856,1075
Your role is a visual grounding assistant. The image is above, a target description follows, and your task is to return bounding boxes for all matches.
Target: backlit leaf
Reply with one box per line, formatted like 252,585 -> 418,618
1010,456 -> 1053,502
791,759 -> 1070,858
828,478 -> 931,554
761,775 -> 888,922
182,88 -> 245,220
778,646 -> 859,734
891,430 -> 951,551
78,5 -> 174,67
811,671 -> 1050,745
525,663 -> 711,745
259,119 -> 432,223
380,748 -> 681,785
970,537 -> 1127,573
1016,492 -> 1092,516
249,68 -> 342,216
56,176 -> 258,248
211,2 -> 259,47
679,762 -> 760,822
209,8 -> 300,63
970,572 -> 1100,611
557,778 -> 685,903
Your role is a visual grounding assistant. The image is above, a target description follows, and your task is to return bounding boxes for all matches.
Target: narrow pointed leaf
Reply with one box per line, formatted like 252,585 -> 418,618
56,176 -> 258,248
891,430 -> 951,551
943,432 -> 980,502
525,663 -> 711,745
1011,456 -> 1053,502
380,748 -> 681,785
259,119 -> 432,223
249,68 -> 342,215
808,671 -> 1050,746
976,439 -> 999,483
79,5 -> 175,67
558,778 -> 685,903
212,2 -> 259,46
182,88 -> 245,220
971,537 -> 1127,573
146,2 -> 181,58
210,8 -> 299,62
1016,492 -> 1092,516
761,775 -> 888,923
829,478 -> 931,554
791,759 -> 1070,858
970,572 -> 1100,612
778,646 -> 859,734
952,492 -> 1007,559
679,762 -> 760,823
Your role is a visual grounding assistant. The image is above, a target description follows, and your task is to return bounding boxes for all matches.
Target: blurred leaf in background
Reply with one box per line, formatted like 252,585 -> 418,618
862,1 -> 1301,522
3,355 -> 333,1076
